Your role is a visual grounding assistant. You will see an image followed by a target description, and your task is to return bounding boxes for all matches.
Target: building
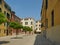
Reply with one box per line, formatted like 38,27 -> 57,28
11,11 -> 21,35
41,0 -> 60,43
0,0 -> 11,36
11,11 -> 21,23
21,18 -> 35,33
35,20 -> 41,33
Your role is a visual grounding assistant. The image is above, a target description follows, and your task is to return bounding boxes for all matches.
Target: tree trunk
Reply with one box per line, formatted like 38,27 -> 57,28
25,31 -> 27,34
29,31 -> 31,34
16,29 -> 18,37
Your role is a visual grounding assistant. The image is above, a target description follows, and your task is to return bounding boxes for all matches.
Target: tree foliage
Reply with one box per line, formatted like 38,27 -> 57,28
9,22 -> 23,29
9,22 -> 23,35
23,26 -> 32,32
0,12 -> 7,24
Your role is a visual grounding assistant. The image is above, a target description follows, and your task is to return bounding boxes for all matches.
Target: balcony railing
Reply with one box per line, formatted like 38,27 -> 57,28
4,3 -> 11,12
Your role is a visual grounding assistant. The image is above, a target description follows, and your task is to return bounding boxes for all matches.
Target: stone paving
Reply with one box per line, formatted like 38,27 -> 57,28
0,34 -> 36,45
34,34 -> 52,45
0,34 -> 59,45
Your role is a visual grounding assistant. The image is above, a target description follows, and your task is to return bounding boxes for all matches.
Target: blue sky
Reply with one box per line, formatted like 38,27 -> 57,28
5,0 -> 42,21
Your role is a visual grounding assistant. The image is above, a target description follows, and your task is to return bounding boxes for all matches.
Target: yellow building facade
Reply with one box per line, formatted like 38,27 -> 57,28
0,0 -> 11,37
41,0 -> 60,43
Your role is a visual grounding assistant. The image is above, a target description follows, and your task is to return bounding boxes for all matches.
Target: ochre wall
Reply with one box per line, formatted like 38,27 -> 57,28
0,0 -> 11,36
41,0 -> 60,43
0,24 -> 6,37
47,0 -> 60,28
46,0 -> 60,43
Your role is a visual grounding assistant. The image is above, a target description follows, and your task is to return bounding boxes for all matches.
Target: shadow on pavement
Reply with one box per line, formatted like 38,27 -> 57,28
11,37 -> 23,39
34,34 -> 52,45
0,41 -> 10,45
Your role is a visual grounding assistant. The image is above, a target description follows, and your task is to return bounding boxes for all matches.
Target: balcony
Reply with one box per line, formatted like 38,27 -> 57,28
4,2 -> 11,12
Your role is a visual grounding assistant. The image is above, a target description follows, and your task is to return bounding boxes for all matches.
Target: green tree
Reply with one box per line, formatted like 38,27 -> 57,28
9,22 -> 23,37
27,27 -> 32,34
0,12 -> 7,24
23,26 -> 27,34
23,26 -> 32,34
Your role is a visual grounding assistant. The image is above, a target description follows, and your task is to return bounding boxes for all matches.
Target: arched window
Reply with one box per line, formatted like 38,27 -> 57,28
0,8 -> 2,12
7,13 -> 10,19
46,0 -> 48,9
51,10 -> 54,26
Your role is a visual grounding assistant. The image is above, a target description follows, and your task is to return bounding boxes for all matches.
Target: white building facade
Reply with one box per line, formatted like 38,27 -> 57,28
35,21 -> 41,32
21,18 -> 35,32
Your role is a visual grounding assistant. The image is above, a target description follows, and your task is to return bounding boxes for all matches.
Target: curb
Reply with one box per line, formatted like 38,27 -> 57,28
0,34 -> 25,39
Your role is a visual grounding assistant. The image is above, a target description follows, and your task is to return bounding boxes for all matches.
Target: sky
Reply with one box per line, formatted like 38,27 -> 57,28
5,0 -> 42,21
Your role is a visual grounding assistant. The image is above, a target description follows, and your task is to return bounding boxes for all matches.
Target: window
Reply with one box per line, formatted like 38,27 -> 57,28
0,29 -> 1,33
36,28 -> 37,30
31,26 -> 32,28
25,22 -> 28,25
36,25 -> 37,26
0,8 -> 2,12
4,11 -> 6,16
51,10 -> 54,26
6,22 -> 9,27
4,23 -> 7,27
41,23 -> 44,28
31,22 -> 33,25
7,13 -> 10,19
46,19 -> 48,28
46,0 -> 48,9
9,30 -> 12,33
0,0 -> 2,4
